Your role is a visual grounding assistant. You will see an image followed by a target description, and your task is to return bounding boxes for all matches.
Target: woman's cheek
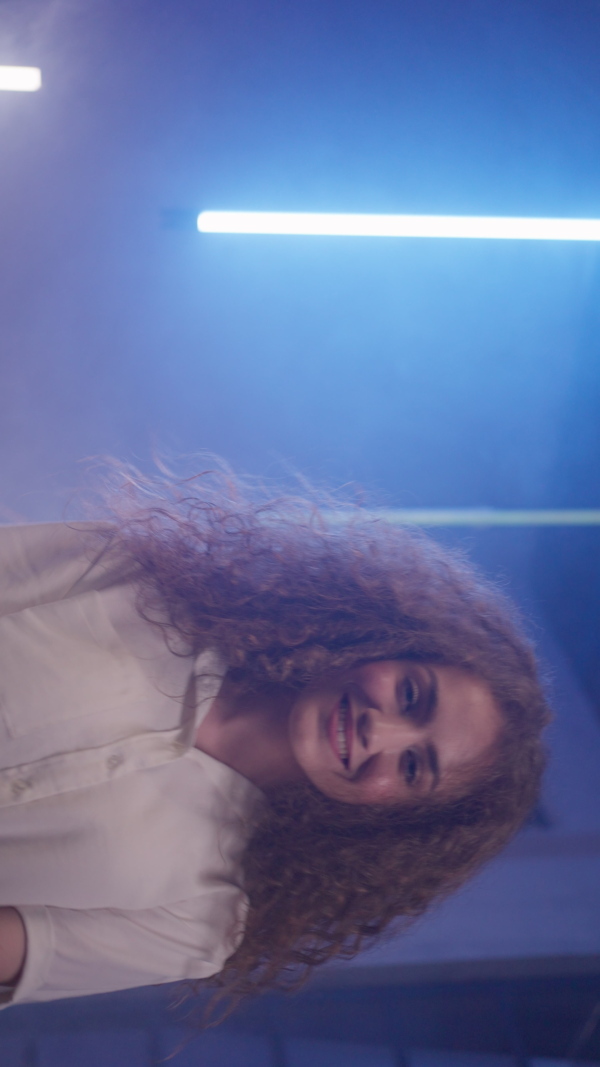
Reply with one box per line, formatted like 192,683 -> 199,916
288,696 -> 319,771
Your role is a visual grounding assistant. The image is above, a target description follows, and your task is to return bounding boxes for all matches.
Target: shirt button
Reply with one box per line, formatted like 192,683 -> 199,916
11,779 -> 31,797
107,753 -> 124,772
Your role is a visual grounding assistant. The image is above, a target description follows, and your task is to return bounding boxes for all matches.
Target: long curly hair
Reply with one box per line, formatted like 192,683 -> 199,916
100,463 -> 550,1008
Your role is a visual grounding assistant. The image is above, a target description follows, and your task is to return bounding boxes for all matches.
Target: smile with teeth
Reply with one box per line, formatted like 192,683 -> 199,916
337,696 -> 350,768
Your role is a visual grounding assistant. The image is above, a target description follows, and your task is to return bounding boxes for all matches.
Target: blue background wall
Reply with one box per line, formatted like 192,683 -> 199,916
1,0 -> 600,517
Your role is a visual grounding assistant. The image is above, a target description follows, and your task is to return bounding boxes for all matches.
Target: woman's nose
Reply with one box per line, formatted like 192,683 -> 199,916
357,708 -> 424,753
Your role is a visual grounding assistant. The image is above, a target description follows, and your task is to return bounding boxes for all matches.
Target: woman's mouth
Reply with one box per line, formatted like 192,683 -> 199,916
329,694 -> 352,769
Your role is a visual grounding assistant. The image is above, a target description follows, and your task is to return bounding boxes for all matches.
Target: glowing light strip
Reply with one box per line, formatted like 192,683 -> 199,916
0,66 -> 42,92
197,211 -> 600,241
336,509 -> 600,527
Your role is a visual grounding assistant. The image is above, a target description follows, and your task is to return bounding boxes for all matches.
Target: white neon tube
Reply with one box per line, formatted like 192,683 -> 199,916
0,66 -> 42,92
197,211 -> 600,241
361,509 -> 600,526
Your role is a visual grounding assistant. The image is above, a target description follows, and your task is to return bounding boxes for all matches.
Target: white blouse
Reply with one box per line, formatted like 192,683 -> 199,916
0,522 -> 262,1006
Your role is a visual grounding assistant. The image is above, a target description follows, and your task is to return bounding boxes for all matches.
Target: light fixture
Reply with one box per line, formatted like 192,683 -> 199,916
332,509 -> 600,526
0,66 -> 42,92
197,211 -> 600,241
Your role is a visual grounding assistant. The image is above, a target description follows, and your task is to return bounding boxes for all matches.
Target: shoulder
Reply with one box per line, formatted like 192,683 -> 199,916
0,522 -> 134,615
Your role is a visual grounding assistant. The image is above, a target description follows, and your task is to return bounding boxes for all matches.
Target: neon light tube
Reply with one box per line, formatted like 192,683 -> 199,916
197,211 -> 600,241
0,66 -> 42,92
333,509 -> 600,527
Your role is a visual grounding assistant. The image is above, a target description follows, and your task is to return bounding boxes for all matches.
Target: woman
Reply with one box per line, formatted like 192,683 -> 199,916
0,469 -> 549,1010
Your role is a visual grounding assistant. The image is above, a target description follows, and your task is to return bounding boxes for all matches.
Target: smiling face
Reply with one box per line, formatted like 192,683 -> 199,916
287,660 -> 502,804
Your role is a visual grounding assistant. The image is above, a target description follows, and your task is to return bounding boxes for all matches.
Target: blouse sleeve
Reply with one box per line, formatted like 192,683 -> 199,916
0,522 -> 130,618
1,896 -> 245,1006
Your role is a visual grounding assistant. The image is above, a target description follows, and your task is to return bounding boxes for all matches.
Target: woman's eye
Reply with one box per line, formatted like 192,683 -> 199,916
404,678 -> 420,710
403,749 -> 420,786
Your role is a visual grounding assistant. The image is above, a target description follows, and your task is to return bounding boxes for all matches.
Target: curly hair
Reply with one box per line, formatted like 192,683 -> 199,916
101,464 -> 550,1008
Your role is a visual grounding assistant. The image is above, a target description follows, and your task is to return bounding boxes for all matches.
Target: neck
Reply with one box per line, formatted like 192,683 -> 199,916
194,676 -> 306,790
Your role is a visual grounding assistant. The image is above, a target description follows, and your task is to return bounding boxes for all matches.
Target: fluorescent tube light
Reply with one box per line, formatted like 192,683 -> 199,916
333,509 -> 600,527
0,66 -> 42,92
197,211 -> 600,241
